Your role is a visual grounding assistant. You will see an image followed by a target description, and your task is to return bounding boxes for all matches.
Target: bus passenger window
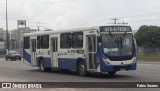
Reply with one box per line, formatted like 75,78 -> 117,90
41,35 -> 49,49
24,37 -> 30,49
72,32 -> 83,48
60,33 -> 71,48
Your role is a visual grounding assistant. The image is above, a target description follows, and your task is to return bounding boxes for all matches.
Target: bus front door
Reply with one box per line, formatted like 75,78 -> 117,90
31,39 -> 36,66
86,35 -> 97,70
51,38 -> 58,68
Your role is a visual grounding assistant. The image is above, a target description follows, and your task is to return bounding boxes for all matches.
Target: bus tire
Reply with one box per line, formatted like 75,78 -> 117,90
39,59 -> 47,72
77,61 -> 87,76
108,71 -> 116,76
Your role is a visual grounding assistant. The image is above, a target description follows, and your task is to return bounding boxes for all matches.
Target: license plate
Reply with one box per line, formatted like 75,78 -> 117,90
120,68 -> 126,71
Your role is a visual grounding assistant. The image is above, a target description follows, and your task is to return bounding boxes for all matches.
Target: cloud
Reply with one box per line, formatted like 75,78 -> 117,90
0,0 -> 160,30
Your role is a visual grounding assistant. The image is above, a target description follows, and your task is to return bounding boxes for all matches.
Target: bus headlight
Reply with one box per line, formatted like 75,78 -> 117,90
103,58 -> 111,65
132,57 -> 137,63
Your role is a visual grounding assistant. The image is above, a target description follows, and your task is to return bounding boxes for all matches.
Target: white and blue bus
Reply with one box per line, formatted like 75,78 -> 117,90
23,25 -> 137,76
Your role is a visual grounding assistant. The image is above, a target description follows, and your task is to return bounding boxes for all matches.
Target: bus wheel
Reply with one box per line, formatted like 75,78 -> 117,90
77,61 -> 87,76
39,59 -> 46,72
108,71 -> 116,76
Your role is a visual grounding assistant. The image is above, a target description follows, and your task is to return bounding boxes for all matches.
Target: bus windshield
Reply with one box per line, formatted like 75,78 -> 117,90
101,33 -> 134,61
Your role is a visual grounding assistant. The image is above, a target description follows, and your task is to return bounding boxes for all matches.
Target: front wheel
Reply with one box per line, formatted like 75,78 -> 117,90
108,71 -> 116,76
77,61 -> 87,76
39,59 -> 47,72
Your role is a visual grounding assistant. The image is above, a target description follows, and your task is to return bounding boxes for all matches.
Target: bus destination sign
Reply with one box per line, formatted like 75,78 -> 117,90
100,26 -> 132,32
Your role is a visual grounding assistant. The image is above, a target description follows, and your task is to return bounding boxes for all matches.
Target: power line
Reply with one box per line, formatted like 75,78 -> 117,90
88,13 -> 160,25
117,13 -> 160,19
117,21 -> 128,25
101,13 -> 160,21
128,18 -> 160,22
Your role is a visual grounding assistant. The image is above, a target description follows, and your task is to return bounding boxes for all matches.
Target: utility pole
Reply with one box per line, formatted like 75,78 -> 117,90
111,18 -> 119,24
6,0 -> 9,52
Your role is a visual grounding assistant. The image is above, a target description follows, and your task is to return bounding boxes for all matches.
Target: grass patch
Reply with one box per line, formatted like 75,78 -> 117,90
138,54 -> 160,62
0,55 -> 5,58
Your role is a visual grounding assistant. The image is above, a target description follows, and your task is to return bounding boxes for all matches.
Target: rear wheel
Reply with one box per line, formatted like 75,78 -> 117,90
77,61 -> 87,76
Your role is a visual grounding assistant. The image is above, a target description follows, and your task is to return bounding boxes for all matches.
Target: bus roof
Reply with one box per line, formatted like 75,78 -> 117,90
23,25 -> 132,36
23,26 -> 100,36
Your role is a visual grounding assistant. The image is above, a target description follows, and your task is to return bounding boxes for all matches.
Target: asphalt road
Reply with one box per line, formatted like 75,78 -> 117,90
0,58 -> 160,91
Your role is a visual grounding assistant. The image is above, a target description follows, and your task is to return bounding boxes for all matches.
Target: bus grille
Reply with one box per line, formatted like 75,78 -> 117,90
112,65 -> 130,71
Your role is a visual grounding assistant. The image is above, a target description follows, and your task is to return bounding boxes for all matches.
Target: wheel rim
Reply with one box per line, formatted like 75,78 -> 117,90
40,62 -> 44,71
79,65 -> 85,75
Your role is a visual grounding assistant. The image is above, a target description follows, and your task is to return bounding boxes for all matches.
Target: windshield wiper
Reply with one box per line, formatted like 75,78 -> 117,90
109,32 -> 126,56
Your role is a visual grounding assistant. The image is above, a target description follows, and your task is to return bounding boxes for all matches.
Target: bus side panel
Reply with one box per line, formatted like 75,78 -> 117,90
58,58 -> 77,70
23,49 -> 31,64
44,57 -> 52,68
36,57 -> 52,68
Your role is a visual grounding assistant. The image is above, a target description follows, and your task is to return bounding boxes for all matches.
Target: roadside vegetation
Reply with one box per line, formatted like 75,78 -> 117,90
138,54 -> 160,62
135,25 -> 160,62
0,55 -> 5,58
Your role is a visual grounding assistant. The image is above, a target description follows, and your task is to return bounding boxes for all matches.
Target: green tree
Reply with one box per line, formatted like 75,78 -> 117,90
135,25 -> 160,47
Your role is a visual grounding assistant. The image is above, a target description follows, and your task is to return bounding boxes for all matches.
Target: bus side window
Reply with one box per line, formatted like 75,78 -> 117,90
60,33 -> 71,48
24,36 -> 30,49
41,35 -> 49,49
72,32 -> 83,48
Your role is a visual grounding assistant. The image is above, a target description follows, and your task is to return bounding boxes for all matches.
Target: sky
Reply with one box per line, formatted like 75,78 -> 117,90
0,0 -> 160,31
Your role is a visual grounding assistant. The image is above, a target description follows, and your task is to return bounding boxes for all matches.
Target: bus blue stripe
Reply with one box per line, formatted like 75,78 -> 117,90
36,57 -> 52,68
23,50 -> 31,64
44,58 -> 52,68
58,58 -> 77,70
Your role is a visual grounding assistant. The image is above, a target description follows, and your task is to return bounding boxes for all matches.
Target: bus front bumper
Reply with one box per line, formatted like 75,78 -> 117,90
100,62 -> 137,72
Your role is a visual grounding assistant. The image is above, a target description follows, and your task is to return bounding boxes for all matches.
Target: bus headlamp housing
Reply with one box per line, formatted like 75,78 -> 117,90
103,58 -> 111,65
132,57 -> 137,64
